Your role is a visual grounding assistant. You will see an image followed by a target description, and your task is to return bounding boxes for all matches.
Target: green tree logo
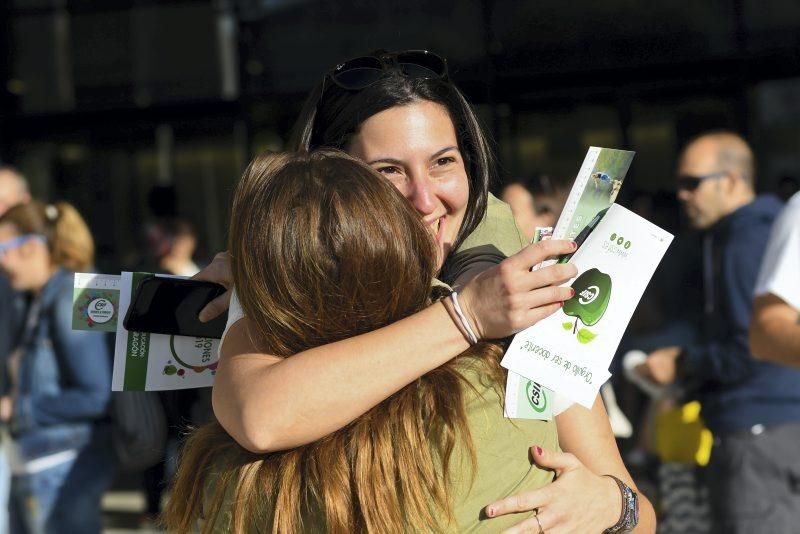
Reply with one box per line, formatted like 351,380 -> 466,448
562,268 -> 612,344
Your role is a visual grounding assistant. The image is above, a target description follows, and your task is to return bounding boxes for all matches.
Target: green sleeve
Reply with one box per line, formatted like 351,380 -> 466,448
440,193 -> 528,288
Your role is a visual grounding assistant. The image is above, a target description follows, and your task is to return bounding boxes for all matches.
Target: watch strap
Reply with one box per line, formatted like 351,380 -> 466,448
603,474 -> 639,533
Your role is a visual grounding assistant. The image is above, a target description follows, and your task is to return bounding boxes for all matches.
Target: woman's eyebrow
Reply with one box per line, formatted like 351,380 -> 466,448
366,157 -> 403,166
429,146 -> 459,160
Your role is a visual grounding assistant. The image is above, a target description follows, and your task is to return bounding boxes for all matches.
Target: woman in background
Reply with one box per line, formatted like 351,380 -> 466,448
0,201 -> 115,534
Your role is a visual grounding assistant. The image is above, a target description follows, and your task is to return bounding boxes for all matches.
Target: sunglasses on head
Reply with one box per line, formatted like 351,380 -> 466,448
324,49 -> 448,92
676,170 -> 728,192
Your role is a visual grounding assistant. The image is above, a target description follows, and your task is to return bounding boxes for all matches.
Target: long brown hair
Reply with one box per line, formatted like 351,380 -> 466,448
164,151 -> 504,533
0,200 -> 94,271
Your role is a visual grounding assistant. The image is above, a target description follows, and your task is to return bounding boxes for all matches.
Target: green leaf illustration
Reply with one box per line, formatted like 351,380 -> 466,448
562,321 -> 573,331
577,328 -> 597,344
562,268 -> 613,327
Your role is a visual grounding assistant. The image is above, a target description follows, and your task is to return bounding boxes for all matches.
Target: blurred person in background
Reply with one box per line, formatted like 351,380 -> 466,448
776,174 -> 799,203
143,218 -> 200,277
0,167 -> 31,218
0,201 -> 115,534
0,166 -> 30,358
500,180 -> 538,241
138,217 -> 208,524
636,131 -> 800,533
500,175 -> 564,242
0,165 -> 31,534
750,190 -> 800,367
198,49 -> 654,532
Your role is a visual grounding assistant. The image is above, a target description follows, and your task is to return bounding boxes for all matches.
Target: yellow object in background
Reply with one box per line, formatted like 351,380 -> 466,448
655,401 -> 713,466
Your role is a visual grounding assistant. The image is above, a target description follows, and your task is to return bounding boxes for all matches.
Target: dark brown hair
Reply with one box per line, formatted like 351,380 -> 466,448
289,61 -> 496,265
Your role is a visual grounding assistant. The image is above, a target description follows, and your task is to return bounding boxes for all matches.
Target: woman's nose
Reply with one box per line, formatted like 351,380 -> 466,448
408,176 -> 437,216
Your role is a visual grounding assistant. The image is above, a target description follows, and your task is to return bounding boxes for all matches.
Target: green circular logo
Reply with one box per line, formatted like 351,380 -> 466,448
525,381 -> 548,413
169,335 -> 219,371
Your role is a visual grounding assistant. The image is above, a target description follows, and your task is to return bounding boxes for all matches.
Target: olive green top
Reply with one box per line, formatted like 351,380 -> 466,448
202,359 -> 557,533
441,193 -> 529,288
444,359 -> 558,532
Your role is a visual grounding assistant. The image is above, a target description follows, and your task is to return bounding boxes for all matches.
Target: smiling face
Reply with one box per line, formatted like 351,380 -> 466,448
347,100 -> 469,268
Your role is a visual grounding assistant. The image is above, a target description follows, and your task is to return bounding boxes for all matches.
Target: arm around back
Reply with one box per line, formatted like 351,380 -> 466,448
213,301 -> 470,453
212,239 -> 577,453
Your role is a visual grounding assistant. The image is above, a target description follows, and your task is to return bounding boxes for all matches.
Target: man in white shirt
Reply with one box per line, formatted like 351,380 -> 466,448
750,191 -> 800,366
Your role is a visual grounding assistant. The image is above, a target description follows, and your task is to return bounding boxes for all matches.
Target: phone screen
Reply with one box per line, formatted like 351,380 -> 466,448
123,276 -> 228,339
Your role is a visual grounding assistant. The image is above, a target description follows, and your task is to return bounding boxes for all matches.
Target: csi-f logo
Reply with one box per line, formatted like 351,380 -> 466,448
578,286 -> 600,305
562,268 -> 612,345
87,298 -> 114,324
526,381 -> 548,413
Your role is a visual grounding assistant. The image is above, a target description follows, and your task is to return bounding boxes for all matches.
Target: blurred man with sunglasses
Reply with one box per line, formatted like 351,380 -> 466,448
636,132 -> 800,533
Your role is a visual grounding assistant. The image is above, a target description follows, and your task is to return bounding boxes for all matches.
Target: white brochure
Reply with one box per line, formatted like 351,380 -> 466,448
112,271 -> 219,391
501,204 -> 673,408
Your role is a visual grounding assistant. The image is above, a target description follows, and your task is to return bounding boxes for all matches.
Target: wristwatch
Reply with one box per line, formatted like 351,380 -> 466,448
603,475 -> 639,533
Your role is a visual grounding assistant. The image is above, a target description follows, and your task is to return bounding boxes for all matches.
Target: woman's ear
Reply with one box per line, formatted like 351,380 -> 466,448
725,169 -> 748,192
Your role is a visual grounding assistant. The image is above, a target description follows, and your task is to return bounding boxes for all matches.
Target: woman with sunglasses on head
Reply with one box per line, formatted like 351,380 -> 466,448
0,201 -> 116,534
199,50 -> 654,533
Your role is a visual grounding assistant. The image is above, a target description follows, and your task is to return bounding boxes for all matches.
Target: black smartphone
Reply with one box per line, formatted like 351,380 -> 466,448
123,275 -> 228,339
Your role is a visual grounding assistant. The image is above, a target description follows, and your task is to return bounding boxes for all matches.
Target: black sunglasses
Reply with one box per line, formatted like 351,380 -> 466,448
324,50 -> 448,92
676,170 -> 728,192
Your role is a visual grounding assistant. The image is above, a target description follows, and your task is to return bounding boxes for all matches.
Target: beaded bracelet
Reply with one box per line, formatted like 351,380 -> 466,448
602,474 -> 639,533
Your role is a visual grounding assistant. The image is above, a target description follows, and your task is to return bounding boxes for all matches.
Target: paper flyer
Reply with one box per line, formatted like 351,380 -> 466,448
504,371 -> 553,420
505,225 -> 555,420
553,147 -> 633,241
111,272 -> 219,391
501,204 -> 673,408
505,146 -> 634,419
73,273 -> 122,333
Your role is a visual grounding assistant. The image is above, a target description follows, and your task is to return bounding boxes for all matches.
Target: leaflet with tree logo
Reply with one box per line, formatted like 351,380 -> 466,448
505,146 -> 634,418
501,204 -> 673,408
111,272 -> 219,391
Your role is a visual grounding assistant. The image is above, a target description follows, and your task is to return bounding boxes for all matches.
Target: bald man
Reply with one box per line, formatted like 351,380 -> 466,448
636,132 -> 800,533
0,166 -> 30,217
